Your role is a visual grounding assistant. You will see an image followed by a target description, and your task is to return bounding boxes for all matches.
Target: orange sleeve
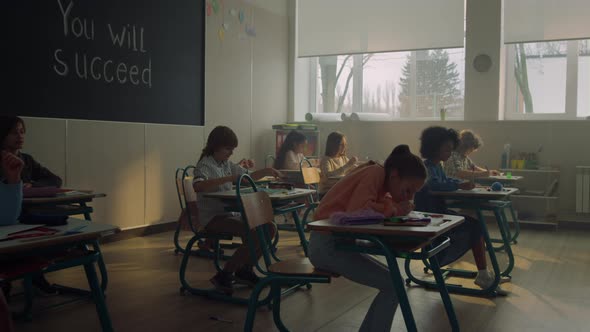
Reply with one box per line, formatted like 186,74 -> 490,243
345,169 -> 396,217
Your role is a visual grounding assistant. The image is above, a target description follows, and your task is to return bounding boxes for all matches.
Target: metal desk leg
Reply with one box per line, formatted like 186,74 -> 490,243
494,209 -> 515,278
381,245 -> 417,332
508,203 -> 520,244
426,246 -> 460,331
405,209 -> 505,297
92,241 -> 109,292
83,259 -> 114,332
81,202 -> 92,221
475,209 -> 504,295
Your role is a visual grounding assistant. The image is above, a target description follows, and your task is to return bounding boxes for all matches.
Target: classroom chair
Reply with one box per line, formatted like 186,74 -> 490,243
299,160 -> 321,229
178,175 -> 314,309
173,166 -> 237,259
237,174 -> 334,332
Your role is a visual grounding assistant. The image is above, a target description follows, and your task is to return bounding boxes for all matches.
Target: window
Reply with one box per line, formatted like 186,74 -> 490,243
505,39 -> 590,120
578,40 -> 590,118
315,56 -> 354,114
312,48 -> 465,120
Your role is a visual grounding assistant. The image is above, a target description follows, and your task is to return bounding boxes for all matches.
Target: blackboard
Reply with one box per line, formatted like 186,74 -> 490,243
6,0 -> 205,126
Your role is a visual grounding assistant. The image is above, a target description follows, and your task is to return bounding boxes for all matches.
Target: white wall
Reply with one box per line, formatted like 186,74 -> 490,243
312,120 -> 590,215
22,0 -> 288,230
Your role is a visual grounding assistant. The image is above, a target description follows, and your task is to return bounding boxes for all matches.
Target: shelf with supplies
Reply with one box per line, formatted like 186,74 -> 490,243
500,167 -> 560,226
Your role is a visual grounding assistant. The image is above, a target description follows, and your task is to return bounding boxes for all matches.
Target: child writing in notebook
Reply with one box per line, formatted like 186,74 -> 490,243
444,129 -> 500,179
414,126 -> 504,292
309,145 -> 426,332
193,126 -> 282,294
318,132 -> 359,196
273,130 -> 307,170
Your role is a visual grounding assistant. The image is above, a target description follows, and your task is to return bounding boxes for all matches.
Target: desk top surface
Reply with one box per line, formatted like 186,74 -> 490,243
479,175 -> 524,182
22,190 -> 106,204
430,187 -> 519,198
204,188 -> 315,201
308,213 -> 464,238
0,219 -> 119,254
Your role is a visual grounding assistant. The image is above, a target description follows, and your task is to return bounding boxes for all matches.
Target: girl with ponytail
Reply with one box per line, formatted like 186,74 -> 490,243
308,144 -> 427,332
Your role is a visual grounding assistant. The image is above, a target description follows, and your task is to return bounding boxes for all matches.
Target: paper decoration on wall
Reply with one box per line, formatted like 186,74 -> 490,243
212,0 -> 220,14
229,8 -> 238,17
206,1 -> 212,16
239,10 -> 245,23
222,23 -> 230,31
218,28 -> 225,41
245,24 -> 256,37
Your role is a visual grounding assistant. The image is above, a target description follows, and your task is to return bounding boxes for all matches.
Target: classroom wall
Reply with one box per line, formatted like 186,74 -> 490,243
313,120 -> 590,215
21,0 -> 288,230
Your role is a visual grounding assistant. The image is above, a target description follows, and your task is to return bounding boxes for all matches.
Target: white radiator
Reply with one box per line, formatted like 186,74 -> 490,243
576,166 -> 590,213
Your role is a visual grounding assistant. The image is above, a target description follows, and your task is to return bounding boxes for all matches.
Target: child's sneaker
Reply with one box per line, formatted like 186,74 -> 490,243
234,266 -> 260,287
474,270 -> 508,296
210,271 -> 234,295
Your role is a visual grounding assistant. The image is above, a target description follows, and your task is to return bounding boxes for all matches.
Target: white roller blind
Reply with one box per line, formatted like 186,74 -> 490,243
504,0 -> 590,44
297,0 -> 465,57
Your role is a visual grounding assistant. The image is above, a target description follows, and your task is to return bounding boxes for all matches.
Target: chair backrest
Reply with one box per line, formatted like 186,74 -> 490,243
175,165 -> 199,233
237,174 -> 276,270
176,166 -> 197,202
240,191 -> 275,230
301,167 -> 321,186
299,158 -> 320,202
265,154 -> 276,168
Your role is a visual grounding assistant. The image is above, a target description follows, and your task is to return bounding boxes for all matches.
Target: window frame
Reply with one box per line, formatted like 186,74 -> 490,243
307,49 -> 466,121
504,40 -> 586,120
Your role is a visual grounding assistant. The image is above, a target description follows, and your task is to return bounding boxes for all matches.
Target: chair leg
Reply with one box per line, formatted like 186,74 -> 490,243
271,282 -> 289,332
244,278 -> 272,332
173,220 -> 183,254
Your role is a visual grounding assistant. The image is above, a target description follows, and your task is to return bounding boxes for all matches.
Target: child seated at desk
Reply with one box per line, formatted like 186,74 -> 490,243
1,116 -> 61,295
309,144 -> 426,332
414,126 -> 503,292
274,130 -> 307,170
193,126 -> 282,294
318,132 -> 359,196
443,129 -> 500,179
0,116 -> 62,188
0,151 -> 23,225
0,150 -> 24,332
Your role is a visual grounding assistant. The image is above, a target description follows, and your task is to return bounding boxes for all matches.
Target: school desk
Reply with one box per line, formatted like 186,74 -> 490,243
23,190 -> 106,221
411,187 -> 520,297
204,188 -> 316,256
308,214 -> 465,332
21,190 -> 109,291
468,181 -> 522,243
0,219 -> 118,331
